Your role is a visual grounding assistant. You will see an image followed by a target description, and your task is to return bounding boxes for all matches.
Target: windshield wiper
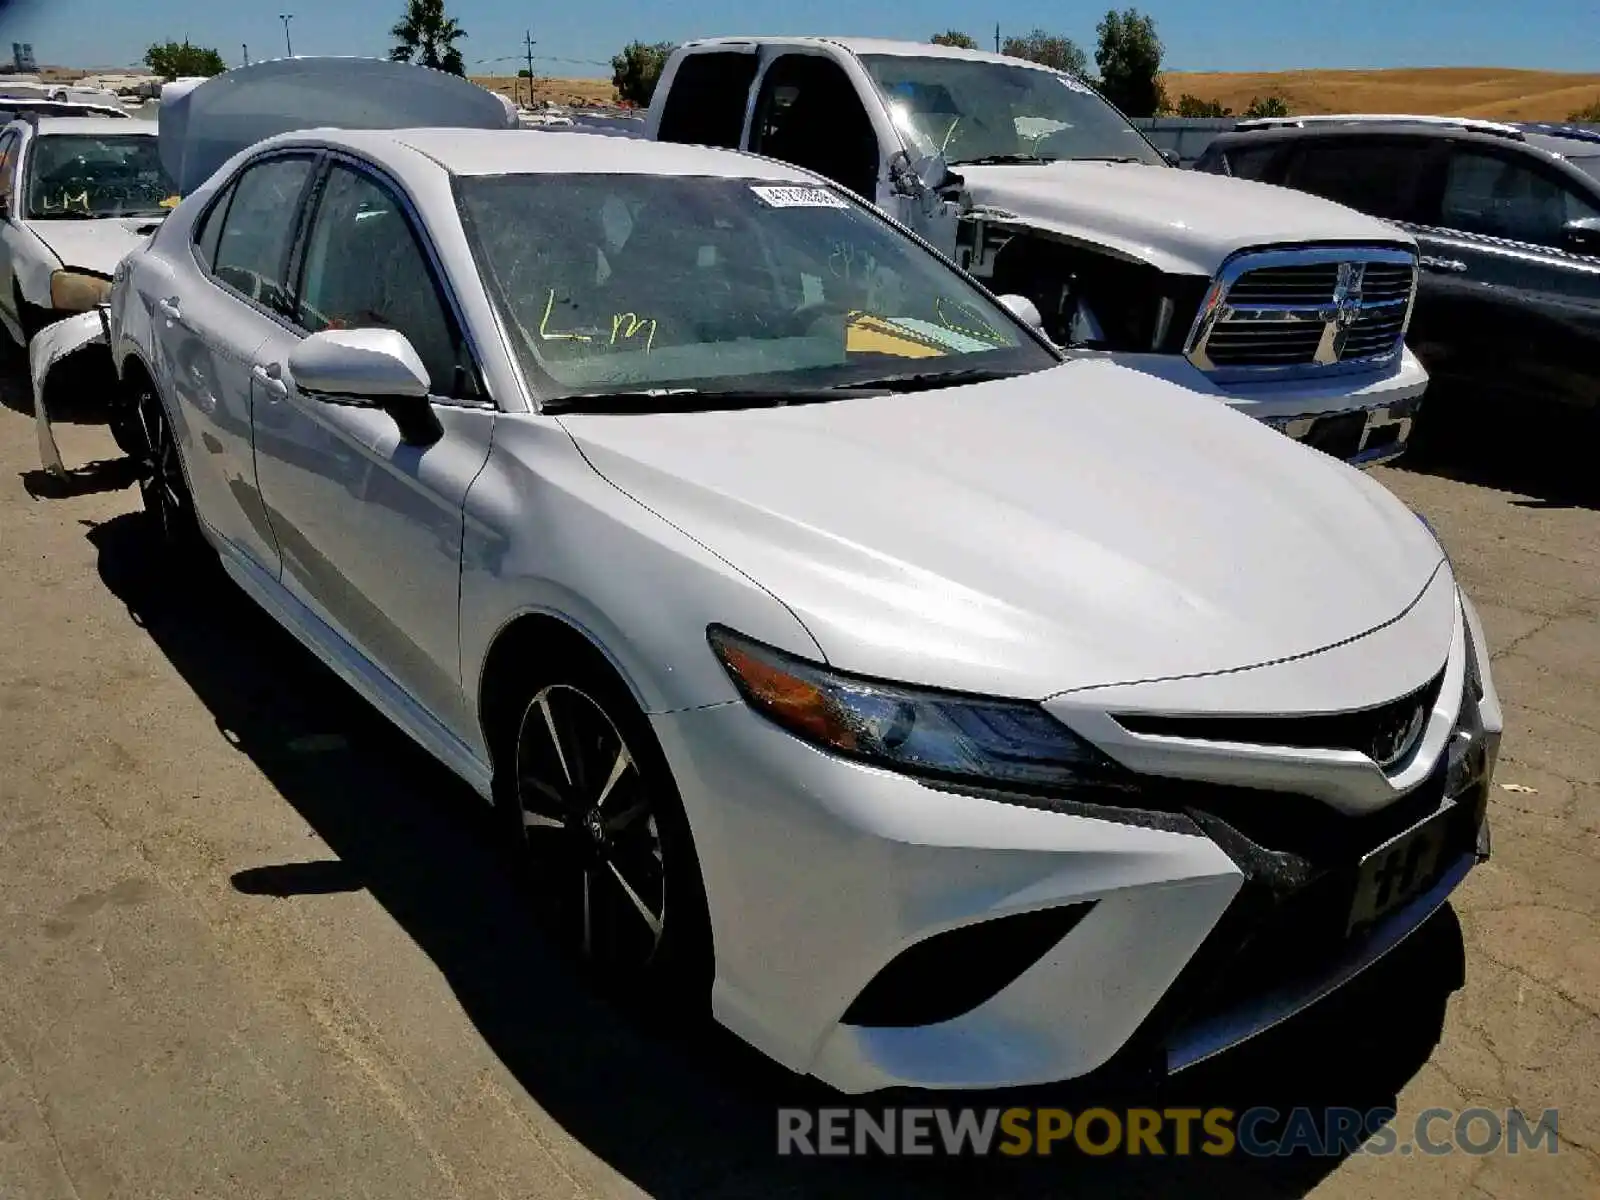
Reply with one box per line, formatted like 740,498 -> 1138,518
31,210 -> 101,220
948,153 -> 1047,166
540,387 -> 886,415
1069,155 -> 1147,164
828,367 -> 1026,394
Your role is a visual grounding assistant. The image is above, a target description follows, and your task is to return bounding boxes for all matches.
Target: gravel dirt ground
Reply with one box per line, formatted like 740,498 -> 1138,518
0,363 -> 1595,1200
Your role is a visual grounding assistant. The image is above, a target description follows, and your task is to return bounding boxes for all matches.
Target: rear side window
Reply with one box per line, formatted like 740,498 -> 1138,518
1282,137 -> 1430,221
193,183 -> 232,271
656,52 -> 759,148
1223,144 -> 1279,181
212,156 -> 316,318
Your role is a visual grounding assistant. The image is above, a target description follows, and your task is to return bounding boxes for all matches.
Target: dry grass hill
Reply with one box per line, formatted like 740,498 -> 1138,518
1162,67 -> 1600,121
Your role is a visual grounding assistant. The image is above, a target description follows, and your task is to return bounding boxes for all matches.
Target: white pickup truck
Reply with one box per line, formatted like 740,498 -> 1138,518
646,37 -> 1429,465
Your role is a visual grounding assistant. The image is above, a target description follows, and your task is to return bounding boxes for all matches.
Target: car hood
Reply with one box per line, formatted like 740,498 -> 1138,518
957,160 -> 1414,276
26,215 -> 163,276
561,359 -> 1446,699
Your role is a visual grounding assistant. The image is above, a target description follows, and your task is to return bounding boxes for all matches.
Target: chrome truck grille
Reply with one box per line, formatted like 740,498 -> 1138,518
1185,247 -> 1418,376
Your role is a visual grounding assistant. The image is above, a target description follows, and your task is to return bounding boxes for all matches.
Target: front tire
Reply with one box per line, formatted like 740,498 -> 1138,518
499,650 -> 711,1004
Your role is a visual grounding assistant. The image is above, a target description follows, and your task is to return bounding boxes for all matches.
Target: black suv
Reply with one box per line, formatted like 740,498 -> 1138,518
1195,119 -> 1600,414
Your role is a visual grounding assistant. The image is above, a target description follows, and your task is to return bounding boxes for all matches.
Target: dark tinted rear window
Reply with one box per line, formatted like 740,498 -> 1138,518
1282,137 -> 1431,221
1223,144 -> 1279,181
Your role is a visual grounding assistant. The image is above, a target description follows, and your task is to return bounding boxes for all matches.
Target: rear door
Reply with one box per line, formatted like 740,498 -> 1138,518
151,150 -> 319,572
1414,143 -> 1600,408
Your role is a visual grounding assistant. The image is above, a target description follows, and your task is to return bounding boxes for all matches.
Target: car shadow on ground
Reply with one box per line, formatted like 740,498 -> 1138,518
84,508 -> 1468,1200
1398,389 -> 1599,511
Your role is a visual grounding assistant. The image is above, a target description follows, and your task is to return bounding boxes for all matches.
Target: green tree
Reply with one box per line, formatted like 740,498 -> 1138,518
143,40 -> 227,81
1175,94 -> 1231,118
1243,95 -> 1292,118
611,40 -> 674,107
1001,29 -> 1090,79
389,0 -> 468,77
931,31 -> 980,50
1095,8 -> 1166,117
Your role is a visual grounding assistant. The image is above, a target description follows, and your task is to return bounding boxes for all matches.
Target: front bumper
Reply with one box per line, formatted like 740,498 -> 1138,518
30,306 -> 113,477
651,591 -> 1499,1095
1100,345 -> 1429,468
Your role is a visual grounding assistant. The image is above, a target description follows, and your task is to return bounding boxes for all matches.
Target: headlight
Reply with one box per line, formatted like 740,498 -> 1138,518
707,626 -> 1129,791
50,270 -> 112,313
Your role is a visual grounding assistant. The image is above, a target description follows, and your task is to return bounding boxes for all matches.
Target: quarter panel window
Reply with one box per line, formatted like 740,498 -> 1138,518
1224,144 -> 1279,181
656,52 -> 758,148
751,55 -> 879,198
1441,149 -> 1600,247
297,164 -> 476,399
212,156 -> 316,317
1283,138 -> 1430,221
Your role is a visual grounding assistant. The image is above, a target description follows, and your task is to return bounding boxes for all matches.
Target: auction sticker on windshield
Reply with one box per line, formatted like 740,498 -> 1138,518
751,185 -> 849,209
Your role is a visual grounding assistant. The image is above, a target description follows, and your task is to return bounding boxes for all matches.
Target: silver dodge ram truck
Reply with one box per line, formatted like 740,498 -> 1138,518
646,37 -> 1429,465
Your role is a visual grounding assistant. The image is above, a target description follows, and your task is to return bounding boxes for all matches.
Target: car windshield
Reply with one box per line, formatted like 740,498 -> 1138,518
457,173 -> 1057,408
24,133 -> 175,219
859,54 -> 1165,167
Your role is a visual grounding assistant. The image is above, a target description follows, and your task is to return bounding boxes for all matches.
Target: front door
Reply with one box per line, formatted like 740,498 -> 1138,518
1413,144 -> 1600,410
250,158 -> 493,738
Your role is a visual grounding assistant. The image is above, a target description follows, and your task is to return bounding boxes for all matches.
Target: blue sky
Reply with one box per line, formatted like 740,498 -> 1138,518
0,0 -> 1594,75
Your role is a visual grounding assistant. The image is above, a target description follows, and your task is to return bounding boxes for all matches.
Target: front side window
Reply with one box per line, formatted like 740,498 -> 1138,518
212,156 -> 315,317
297,164 -> 476,399
1441,150 -> 1600,246
859,54 -> 1163,167
457,173 -> 1056,407
24,133 -> 174,219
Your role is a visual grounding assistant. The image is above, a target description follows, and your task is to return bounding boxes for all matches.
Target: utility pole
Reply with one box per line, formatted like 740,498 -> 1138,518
523,29 -> 537,108
242,43 -> 250,67
995,23 -> 1001,53
279,14 -> 294,58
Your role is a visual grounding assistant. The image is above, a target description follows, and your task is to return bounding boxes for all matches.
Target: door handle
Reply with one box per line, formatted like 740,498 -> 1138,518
252,363 -> 288,399
157,296 -> 185,323
1419,256 -> 1468,274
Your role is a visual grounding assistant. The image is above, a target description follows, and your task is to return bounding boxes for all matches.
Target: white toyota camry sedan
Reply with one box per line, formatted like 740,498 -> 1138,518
105,60 -> 1502,1094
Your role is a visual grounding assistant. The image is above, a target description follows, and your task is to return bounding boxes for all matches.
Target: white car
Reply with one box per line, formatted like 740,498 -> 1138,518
104,60 -> 1500,1094
0,114 -> 169,346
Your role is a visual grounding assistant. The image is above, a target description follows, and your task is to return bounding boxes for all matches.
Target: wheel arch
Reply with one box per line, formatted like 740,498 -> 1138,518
476,609 -> 655,786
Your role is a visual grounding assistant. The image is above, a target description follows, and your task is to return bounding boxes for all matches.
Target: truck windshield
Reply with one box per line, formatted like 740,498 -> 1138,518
860,54 -> 1165,168
25,133 -> 175,219
457,173 -> 1057,409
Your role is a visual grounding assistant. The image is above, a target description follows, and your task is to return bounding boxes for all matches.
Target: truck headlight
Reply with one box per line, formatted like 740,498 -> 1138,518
708,625 -> 1130,791
50,270 -> 112,313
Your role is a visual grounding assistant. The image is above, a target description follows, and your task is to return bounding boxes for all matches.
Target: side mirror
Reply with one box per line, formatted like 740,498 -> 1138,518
1562,216 -> 1600,256
997,293 -> 1044,331
889,148 -> 954,197
288,327 -> 443,446
1159,148 -> 1181,167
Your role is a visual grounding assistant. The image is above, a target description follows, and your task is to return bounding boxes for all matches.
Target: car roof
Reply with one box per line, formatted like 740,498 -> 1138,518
1207,120 -> 1600,171
680,35 -> 1064,72
284,127 -> 825,182
31,117 -> 153,136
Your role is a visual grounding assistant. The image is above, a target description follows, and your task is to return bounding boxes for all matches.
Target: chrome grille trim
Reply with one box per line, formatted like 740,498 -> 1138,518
1185,246 -> 1419,379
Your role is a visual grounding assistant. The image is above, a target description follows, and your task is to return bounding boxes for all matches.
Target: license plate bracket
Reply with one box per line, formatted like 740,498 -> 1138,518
1347,802 -> 1456,934
1305,410 -> 1369,460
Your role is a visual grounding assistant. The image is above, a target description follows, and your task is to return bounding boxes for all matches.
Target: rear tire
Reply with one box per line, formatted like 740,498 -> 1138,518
495,643 -> 712,1009
135,384 -> 207,564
